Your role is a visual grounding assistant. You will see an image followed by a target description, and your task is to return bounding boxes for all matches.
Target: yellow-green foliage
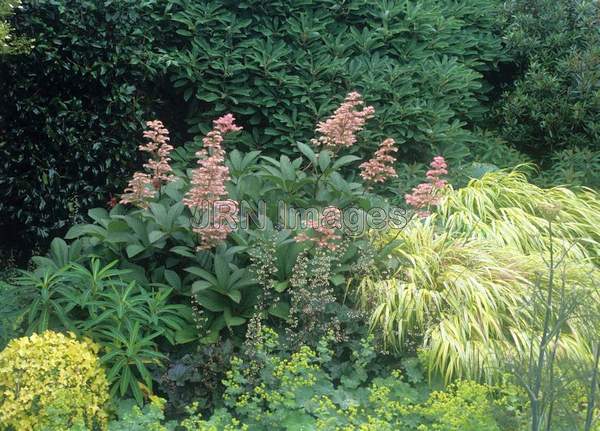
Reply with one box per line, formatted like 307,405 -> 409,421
439,169 -> 600,264
355,169 -> 600,383
0,330 -> 109,430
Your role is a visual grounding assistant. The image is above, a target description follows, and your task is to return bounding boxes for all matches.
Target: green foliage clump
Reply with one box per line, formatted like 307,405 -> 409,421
0,330 -> 109,430
165,0 -> 505,161
0,0 -> 509,254
108,397 -> 173,431
0,0 -> 170,251
354,169 -> 600,382
536,147 -> 600,189
494,0 -> 600,161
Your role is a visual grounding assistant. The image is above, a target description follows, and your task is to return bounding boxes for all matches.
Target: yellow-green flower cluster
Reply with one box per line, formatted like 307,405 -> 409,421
0,330 -> 109,430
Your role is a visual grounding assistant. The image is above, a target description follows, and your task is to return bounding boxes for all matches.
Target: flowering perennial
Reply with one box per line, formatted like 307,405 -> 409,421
120,120 -> 174,207
359,138 -> 398,183
184,114 -> 242,249
295,207 -> 342,251
311,92 -> 375,150
405,156 -> 448,217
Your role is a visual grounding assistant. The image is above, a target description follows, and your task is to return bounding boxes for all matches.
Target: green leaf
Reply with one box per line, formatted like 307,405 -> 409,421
330,274 -> 345,286
185,266 -> 218,285
274,281 -> 289,292
195,290 -> 227,312
65,224 -> 106,239
164,270 -> 181,290
213,254 -> 229,286
170,246 -> 195,257
332,155 -> 361,170
148,231 -> 166,243
226,289 -> 242,303
174,326 -> 197,344
88,208 -> 109,223
126,244 -> 145,258
318,150 -> 332,171
297,141 -> 317,165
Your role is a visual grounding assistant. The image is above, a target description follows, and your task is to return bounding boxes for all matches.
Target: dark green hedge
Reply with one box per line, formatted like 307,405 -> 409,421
0,0 -> 176,254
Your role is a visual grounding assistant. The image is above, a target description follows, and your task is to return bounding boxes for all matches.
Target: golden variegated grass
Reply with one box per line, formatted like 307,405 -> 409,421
353,169 -> 600,383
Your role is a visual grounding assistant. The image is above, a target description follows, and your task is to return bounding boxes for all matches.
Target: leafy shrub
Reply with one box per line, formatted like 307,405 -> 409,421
155,340 -> 234,417
0,0 -> 172,252
493,0 -> 600,159
0,330 -> 109,430
1,0 -> 509,255
163,0 -> 504,161
354,169 -> 600,382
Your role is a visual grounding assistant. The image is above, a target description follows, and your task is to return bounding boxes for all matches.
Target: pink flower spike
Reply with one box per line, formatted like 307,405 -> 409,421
184,114 -> 241,249
405,156 -> 449,218
120,172 -> 155,208
360,138 -> 398,184
311,92 -> 375,150
120,120 -> 175,208
213,114 -> 243,134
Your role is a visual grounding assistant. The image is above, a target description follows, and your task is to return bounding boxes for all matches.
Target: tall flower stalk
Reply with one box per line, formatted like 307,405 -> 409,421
120,120 -> 174,208
183,114 -> 242,249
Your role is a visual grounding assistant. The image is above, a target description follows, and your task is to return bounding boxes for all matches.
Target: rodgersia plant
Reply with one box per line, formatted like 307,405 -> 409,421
38,91 -> 414,362
310,92 -> 375,151
360,138 -> 399,185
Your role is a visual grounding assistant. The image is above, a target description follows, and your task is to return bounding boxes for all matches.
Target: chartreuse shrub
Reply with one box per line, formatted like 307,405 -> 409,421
0,330 -> 109,430
354,169 -> 600,383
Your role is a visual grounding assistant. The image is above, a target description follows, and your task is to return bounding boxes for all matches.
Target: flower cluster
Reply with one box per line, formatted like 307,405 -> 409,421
120,120 -> 174,207
183,114 -> 242,249
311,92 -> 375,150
295,207 -> 342,251
141,120 -> 174,187
359,138 -> 398,184
405,156 -> 448,217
